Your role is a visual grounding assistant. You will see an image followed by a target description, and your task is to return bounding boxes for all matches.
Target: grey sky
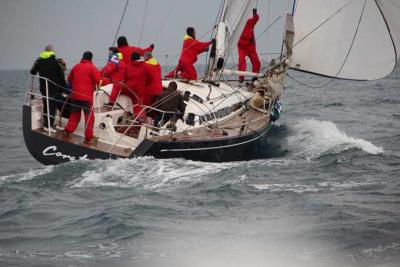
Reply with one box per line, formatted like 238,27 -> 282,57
0,0 -> 293,71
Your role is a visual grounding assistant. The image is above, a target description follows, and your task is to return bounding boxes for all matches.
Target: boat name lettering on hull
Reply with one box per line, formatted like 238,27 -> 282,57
42,146 -> 88,161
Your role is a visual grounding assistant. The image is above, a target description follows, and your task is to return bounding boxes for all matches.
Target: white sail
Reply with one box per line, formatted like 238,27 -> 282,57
224,0 -> 257,54
291,0 -> 400,80
376,0 -> 400,59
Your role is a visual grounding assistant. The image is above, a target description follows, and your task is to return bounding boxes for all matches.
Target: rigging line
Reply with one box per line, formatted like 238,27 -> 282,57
112,0 -> 131,46
266,0 -> 271,46
293,0 -> 355,48
138,0 -> 150,46
256,15 -> 282,40
156,0 -> 176,46
291,0 -> 297,15
290,0 -> 368,89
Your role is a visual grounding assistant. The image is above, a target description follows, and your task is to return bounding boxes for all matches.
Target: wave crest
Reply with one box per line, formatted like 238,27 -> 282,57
287,119 -> 384,159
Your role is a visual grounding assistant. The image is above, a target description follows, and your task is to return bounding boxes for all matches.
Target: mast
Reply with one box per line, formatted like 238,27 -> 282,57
204,0 -> 228,82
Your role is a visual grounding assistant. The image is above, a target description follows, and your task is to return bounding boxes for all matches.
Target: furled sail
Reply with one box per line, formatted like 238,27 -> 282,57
223,0 -> 257,55
291,0 -> 400,80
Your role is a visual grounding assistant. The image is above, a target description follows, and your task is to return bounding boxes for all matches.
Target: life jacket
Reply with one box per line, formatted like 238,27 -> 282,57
39,50 -> 55,59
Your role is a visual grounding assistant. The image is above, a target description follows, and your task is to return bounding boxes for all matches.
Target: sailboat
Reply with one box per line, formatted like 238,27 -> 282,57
22,0 -> 400,165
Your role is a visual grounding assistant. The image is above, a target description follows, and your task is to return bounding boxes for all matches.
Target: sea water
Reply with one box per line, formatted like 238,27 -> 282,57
0,69 -> 399,267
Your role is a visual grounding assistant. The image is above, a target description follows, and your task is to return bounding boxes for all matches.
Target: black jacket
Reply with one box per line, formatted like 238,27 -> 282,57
155,88 -> 186,114
30,54 -> 66,96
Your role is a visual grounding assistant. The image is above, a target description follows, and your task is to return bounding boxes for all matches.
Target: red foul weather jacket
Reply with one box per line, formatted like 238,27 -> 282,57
118,45 -> 154,64
144,58 -> 163,96
68,59 -> 101,102
238,14 -> 259,50
125,61 -> 147,100
179,35 -> 212,65
100,55 -> 126,82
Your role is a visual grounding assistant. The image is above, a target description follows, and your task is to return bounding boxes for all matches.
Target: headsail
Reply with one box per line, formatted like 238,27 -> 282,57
291,0 -> 400,81
376,0 -> 400,58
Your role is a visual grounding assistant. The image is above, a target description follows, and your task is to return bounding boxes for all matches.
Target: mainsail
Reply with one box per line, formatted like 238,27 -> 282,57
291,0 -> 400,80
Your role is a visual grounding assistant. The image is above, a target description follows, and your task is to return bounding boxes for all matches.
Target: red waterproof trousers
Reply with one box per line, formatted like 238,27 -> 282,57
64,102 -> 94,141
166,60 -> 197,80
101,78 -> 123,104
109,83 -> 123,103
238,46 -> 260,80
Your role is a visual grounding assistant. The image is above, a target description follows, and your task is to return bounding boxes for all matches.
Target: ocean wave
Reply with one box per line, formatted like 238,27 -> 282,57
360,242 -> 400,258
0,165 -> 55,184
323,102 -> 344,107
251,180 -> 379,193
0,156 -> 296,189
287,119 -> 384,159
71,157 -> 240,189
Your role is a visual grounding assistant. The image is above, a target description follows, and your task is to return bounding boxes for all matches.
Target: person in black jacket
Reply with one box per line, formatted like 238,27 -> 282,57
153,81 -> 186,127
30,44 -> 66,132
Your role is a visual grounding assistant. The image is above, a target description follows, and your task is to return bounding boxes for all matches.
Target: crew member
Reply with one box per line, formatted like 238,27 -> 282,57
154,81 -> 186,127
64,51 -> 101,142
117,36 -> 154,64
30,44 -> 66,132
144,52 -> 163,106
101,47 -> 126,105
124,52 -> 147,117
55,57 -> 71,119
166,27 -> 212,80
237,8 -> 261,82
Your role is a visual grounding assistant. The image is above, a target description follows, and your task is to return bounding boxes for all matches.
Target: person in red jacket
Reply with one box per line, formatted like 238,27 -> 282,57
101,47 -> 126,105
237,8 -> 261,82
124,52 -> 147,117
166,27 -> 212,80
117,36 -> 154,64
64,51 -> 101,142
143,52 -> 163,106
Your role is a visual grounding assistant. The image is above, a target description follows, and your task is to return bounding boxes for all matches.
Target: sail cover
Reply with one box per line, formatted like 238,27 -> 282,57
291,0 -> 400,80
224,0 -> 257,54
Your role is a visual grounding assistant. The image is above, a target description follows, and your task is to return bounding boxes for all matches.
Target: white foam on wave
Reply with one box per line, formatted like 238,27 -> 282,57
72,157 -> 240,189
251,180 -> 379,193
360,242 -> 400,258
0,165 -> 55,184
287,119 -> 384,159
246,158 -> 295,167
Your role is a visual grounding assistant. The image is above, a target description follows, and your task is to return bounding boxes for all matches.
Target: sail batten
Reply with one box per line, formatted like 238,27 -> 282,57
291,0 -> 400,81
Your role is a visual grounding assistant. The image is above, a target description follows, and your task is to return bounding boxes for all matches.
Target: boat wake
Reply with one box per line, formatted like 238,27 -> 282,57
71,157 -> 240,189
287,119 -> 384,159
0,156 -> 297,190
250,180 -> 380,193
